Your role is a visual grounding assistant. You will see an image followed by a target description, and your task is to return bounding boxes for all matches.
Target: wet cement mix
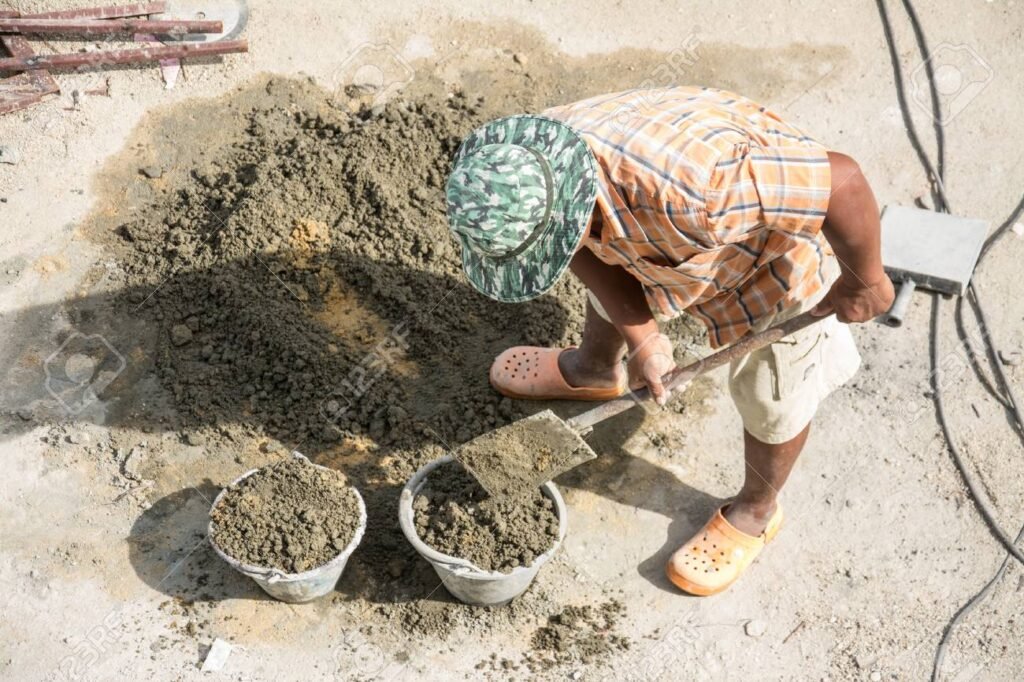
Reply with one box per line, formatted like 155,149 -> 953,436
412,460 -> 559,572
210,457 -> 361,573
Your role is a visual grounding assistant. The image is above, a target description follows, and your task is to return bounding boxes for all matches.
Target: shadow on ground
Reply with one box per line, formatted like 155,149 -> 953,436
3,244 -> 702,604
558,407 -> 722,594
129,482 -> 270,603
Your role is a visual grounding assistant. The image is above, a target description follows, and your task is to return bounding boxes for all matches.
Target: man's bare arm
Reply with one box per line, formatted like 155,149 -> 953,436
569,247 -> 674,403
569,247 -> 657,339
812,151 -> 895,322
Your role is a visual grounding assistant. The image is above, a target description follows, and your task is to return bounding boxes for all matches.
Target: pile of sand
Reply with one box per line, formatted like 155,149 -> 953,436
106,78 -> 585,451
530,600 -> 632,666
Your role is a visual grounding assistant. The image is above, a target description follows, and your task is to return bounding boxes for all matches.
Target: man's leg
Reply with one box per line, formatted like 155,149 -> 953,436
557,298 -> 627,389
724,425 -> 810,535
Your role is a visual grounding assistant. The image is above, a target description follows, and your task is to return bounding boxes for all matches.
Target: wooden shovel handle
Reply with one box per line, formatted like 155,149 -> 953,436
568,311 -> 830,431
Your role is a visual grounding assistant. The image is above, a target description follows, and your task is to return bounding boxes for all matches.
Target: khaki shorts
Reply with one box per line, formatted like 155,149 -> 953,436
587,258 -> 861,444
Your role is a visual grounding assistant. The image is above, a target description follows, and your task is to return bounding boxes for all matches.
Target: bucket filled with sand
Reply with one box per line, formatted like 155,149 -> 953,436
208,452 -> 366,603
399,455 -> 567,606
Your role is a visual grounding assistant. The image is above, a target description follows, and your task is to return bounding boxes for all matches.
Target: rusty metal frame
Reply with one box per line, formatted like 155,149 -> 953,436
0,3 -> 169,115
0,15 -> 58,114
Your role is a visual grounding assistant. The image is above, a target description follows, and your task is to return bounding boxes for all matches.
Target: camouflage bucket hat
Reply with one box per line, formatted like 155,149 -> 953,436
445,115 -> 598,303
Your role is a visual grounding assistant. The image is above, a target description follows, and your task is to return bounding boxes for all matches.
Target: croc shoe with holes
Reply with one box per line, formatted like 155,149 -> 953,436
489,346 -> 628,400
665,503 -> 783,596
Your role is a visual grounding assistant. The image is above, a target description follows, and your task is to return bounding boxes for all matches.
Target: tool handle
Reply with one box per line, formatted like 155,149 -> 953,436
567,311 -> 829,431
882,278 -> 916,328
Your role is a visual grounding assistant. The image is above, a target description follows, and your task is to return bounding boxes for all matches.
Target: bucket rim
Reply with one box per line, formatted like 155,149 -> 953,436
207,451 -> 367,583
398,454 -> 567,580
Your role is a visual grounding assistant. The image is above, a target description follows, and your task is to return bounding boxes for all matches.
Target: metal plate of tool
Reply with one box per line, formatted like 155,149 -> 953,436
156,0 -> 248,42
454,410 -> 596,500
880,205 -> 989,296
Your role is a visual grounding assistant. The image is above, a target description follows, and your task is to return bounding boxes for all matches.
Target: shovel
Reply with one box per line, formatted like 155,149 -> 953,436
455,311 -> 830,498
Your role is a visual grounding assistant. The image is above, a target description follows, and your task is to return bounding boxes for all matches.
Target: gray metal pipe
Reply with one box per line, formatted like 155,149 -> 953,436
883,278 -> 916,327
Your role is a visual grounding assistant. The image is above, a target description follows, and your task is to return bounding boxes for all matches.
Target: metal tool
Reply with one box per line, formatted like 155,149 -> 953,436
456,311 -> 829,498
880,205 -> 989,327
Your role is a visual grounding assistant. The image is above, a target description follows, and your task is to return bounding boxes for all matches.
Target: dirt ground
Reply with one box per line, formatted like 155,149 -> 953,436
2,1 -> 1023,680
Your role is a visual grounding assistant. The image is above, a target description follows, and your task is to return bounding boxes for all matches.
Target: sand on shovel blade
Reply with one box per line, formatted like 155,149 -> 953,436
453,410 -> 596,499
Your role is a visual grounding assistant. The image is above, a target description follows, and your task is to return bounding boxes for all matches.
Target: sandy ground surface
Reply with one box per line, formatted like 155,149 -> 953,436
2,0 -> 1024,680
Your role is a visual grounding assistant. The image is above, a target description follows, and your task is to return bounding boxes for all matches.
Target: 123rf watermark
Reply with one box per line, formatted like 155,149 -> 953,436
44,331 -> 126,415
910,43 -> 993,124
333,43 -> 415,107
608,34 -> 702,135
51,611 -> 125,682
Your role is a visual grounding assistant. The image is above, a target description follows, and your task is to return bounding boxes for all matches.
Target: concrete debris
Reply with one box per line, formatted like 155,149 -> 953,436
122,446 -> 144,482
200,638 -> 232,672
170,324 -> 193,346
66,431 -> 89,445
0,146 -> 20,165
998,349 -> 1021,367
744,619 -> 767,638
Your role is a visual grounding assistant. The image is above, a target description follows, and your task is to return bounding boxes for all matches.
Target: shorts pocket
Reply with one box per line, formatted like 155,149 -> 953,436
768,323 -> 826,400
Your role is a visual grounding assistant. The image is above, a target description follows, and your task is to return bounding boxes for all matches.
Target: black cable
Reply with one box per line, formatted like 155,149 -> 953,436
928,296 -> 1024,570
967,286 -> 1024,439
953,295 -> 1010,410
874,0 -> 946,209
931,291 -> 1024,678
933,522 -> 1024,681
874,1 -> 1024,679
980,190 -> 1024,260
877,0 -> 1024,562
899,0 -> 946,183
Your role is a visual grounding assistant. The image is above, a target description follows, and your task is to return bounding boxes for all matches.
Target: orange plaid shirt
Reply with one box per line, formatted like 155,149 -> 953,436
544,87 -> 834,347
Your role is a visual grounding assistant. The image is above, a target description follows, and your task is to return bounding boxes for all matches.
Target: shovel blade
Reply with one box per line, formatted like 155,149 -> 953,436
453,410 -> 598,499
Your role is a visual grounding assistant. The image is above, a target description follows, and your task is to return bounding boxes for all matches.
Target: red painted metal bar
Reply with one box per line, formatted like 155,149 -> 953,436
14,3 -> 168,21
0,39 -> 248,72
0,18 -> 222,35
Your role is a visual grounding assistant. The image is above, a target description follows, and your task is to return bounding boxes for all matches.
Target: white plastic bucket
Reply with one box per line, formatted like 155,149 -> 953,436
398,455 -> 567,607
208,452 -> 367,603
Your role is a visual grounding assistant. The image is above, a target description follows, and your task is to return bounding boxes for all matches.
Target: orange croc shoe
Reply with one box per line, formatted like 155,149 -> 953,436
489,347 -> 627,401
665,503 -> 783,596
